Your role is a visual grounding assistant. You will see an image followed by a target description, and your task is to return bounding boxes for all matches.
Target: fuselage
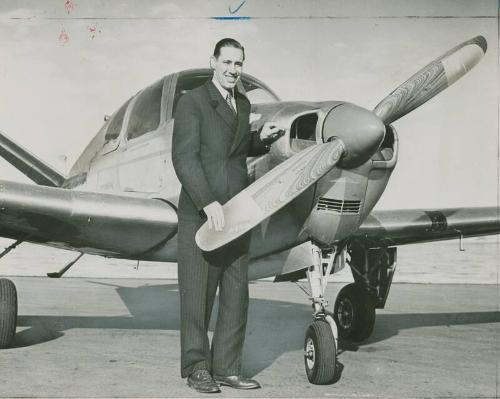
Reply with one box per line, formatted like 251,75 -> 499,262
63,69 -> 398,263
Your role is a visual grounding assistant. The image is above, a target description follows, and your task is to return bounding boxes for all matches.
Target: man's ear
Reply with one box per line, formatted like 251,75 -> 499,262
209,55 -> 216,69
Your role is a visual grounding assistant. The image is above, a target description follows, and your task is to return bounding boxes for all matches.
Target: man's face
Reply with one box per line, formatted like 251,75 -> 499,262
210,46 -> 244,90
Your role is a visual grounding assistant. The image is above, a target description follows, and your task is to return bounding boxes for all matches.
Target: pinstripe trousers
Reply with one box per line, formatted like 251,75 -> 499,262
177,217 -> 250,378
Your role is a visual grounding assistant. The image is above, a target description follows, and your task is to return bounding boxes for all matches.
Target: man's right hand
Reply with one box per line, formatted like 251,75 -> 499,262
203,201 -> 225,231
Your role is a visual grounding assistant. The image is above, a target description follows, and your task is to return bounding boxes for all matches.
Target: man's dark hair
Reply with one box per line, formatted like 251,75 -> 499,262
213,38 -> 245,60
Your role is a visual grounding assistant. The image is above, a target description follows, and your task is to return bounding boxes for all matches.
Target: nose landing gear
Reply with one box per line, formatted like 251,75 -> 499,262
296,242 -> 397,384
300,243 -> 340,384
304,318 -> 337,384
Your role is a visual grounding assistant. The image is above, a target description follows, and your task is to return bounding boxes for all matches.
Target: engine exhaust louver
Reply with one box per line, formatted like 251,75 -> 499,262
316,197 -> 361,214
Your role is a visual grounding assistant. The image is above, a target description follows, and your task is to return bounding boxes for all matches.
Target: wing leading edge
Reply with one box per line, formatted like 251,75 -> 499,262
0,180 -> 178,258
355,207 -> 500,247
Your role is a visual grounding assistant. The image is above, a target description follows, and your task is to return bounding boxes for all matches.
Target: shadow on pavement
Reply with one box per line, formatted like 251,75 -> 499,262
13,282 -> 500,378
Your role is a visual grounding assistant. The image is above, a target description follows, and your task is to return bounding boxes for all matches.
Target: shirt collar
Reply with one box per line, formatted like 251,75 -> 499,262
212,75 -> 235,100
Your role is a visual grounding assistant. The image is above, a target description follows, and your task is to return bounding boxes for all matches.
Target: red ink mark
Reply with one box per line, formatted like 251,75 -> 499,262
64,0 -> 75,14
58,28 -> 69,45
88,25 -> 102,39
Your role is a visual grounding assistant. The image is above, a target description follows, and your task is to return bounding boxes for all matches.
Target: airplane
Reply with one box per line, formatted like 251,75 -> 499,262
0,35 -> 496,385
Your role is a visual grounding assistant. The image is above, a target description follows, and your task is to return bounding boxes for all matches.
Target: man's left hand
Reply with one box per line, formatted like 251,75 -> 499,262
260,122 -> 285,142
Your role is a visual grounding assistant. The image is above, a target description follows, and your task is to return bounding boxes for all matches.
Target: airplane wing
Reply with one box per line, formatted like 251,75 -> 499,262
354,207 -> 500,247
0,179 -> 178,258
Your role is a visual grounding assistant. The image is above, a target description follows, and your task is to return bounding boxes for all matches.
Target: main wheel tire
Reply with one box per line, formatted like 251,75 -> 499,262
304,320 -> 336,385
0,278 -> 17,349
334,283 -> 375,342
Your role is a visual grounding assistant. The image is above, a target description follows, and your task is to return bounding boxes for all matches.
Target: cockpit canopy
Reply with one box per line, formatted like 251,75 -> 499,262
101,69 -> 279,146
173,69 -> 280,113
69,69 -> 280,177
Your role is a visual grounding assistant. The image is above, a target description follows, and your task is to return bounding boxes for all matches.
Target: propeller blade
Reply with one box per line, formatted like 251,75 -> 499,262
195,140 -> 345,252
373,36 -> 487,124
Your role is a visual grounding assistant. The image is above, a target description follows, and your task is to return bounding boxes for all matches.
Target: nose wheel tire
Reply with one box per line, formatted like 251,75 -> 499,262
0,278 -> 17,349
304,320 -> 336,385
334,283 -> 375,342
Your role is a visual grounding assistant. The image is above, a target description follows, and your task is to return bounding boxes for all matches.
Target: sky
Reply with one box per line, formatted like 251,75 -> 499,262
0,0 -> 497,210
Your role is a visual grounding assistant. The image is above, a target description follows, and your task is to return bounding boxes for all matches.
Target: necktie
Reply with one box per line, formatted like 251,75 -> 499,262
226,92 -> 237,114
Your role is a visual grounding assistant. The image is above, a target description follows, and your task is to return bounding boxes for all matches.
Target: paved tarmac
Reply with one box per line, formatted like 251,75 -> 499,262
0,277 -> 498,398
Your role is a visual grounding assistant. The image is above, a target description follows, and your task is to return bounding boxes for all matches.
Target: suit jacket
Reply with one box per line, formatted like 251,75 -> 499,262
172,80 -> 269,224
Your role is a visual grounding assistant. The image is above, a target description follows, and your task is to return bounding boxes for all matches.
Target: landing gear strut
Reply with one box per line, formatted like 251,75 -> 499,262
301,243 -> 339,384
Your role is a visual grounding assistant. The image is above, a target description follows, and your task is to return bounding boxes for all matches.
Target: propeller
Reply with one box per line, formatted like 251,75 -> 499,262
196,35 -> 487,252
373,36 -> 487,125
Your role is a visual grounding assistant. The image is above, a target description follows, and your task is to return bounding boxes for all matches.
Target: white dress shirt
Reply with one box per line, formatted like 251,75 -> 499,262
212,76 -> 237,113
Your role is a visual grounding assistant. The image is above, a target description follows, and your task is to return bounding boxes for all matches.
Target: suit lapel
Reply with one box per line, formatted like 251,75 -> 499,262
228,91 -> 250,155
205,81 -> 237,131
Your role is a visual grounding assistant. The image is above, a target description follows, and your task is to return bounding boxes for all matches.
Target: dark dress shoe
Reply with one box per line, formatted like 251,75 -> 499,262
187,369 -> 220,393
213,375 -> 261,389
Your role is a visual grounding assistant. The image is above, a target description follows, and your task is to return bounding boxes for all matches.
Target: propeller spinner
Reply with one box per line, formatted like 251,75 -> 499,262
322,103 -> 385,168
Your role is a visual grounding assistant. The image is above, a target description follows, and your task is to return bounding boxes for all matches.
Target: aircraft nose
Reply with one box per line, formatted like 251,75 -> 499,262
322,103 -> 385,168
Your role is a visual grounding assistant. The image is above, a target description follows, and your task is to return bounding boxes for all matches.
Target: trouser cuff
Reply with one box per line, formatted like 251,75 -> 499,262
181,360 -> 210,378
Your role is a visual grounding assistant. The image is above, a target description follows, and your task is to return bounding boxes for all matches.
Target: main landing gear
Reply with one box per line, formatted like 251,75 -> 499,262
0,246 -> 83,350
334,283 -> 375,341
0,240 -> 21,349
299,241 -> 397,384
0,278 -> 17,349
336,242 -> 397,341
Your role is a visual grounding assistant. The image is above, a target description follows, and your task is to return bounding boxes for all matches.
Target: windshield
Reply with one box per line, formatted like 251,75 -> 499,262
240,77 -> 279,104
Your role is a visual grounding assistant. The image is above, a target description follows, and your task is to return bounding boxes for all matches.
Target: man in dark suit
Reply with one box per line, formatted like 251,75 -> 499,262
172,38 -> 282,393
